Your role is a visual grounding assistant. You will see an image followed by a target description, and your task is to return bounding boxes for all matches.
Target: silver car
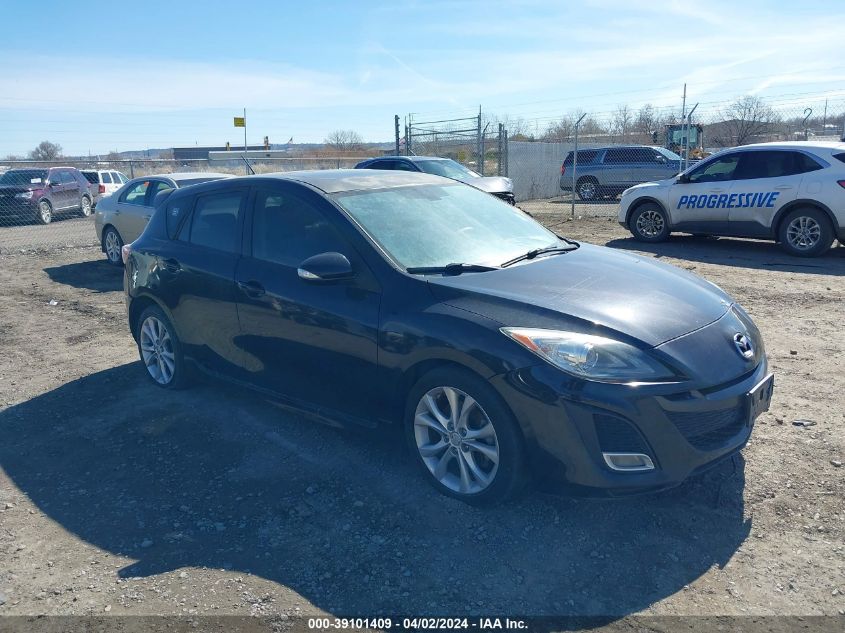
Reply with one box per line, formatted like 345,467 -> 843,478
355,156 -> 515,204
95,172 -> 232,264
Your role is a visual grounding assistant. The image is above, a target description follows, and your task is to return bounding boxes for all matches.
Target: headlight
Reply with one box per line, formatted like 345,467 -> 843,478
14,191 -> 34,200
501,327 -> 676,383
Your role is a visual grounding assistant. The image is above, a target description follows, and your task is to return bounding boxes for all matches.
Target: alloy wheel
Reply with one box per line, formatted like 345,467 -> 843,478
38,201 -> 52,224
139,316 -> 176,385
786,216 -> 821,251
578,181 -> 597,200
81,197 -> 92,217
413,386 -> 500,495
105,230 -> 122,263
636,209 -> 665,237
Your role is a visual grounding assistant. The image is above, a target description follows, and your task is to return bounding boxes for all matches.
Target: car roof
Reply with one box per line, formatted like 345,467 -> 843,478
727,140 -> 845,152
368,155 -> 451,163
234,169 -> 451,194
168,172 -> 232,182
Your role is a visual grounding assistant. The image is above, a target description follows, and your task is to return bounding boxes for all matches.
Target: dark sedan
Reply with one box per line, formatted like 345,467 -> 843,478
123,170 -> 773,504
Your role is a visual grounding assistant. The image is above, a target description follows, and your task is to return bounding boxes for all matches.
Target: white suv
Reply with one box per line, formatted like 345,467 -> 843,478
81,169 -> 130,205
618,141 -> 845,256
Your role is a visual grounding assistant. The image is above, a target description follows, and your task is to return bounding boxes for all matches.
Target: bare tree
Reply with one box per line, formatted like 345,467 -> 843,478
611,105 -> 633,142
324,130 -> 364,152
29,141 -> 62,161
632,104 -> 659,144
715,96 -> 779,146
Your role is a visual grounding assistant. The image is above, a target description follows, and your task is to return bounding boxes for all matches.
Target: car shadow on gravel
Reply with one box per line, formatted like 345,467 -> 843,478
0,363 -> 751,619
607,235 -> 845,275
43,259 -> 123,292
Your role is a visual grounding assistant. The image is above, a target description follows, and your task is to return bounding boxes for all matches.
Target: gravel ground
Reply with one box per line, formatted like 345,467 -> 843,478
0,207 -> 843,622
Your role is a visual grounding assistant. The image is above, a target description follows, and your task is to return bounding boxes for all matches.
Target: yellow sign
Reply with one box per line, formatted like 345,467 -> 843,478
233,116 -> 245,128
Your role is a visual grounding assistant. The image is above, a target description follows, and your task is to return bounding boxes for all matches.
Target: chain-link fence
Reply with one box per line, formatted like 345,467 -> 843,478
0,157 -> 368,252
3,95 -> 844,252
404,112 -> 506,177
500,99 -> 845,213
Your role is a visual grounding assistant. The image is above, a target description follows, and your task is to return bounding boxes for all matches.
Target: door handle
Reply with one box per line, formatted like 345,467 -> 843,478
774,185 -> 793,190
162,258 -> 181,274
709,188 -> 727,192
237,280 -> 265,298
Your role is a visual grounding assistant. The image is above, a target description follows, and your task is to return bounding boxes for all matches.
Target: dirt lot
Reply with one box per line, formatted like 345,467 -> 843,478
0,207 -> 843,622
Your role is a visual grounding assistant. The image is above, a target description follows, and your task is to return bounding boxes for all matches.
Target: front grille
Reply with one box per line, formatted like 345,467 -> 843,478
594,414 -> 651,455
668,406 -> 747,450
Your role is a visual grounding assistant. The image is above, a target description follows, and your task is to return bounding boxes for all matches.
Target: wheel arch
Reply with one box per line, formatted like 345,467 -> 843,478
625,196 -> 668,227
128,293 -> 173,342
100,223 -> 122,252
772,199 -> 838,240
393,357 -> 523,424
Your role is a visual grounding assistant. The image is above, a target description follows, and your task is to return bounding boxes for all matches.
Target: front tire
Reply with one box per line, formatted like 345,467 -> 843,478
102,226 -> 123,266
37,200 -> 53,225
778,207 -> 834,257
136,305 -> 189,389
630,203 -> 670,242
405,367 -> 526,505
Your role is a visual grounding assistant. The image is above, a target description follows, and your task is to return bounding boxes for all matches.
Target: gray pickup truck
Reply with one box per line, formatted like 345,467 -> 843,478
560,145 -> 683,200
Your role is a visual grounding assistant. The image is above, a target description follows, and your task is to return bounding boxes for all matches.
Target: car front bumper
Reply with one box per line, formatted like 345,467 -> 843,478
490,358 -> 771,496
0,198 -> 37,220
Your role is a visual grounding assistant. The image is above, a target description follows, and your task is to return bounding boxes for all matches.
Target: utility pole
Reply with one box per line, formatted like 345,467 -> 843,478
476,105 -> 482,171
571,112 -> 587,219
243,108 -> 248,175
680,83 -> 687,165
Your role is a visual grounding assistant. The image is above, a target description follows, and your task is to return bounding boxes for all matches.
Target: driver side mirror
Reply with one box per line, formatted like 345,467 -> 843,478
297,252 -> 354,282
676,173 -> 690,184
654,155 -> 667,164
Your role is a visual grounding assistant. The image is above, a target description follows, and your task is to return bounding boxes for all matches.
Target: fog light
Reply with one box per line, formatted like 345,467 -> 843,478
602,452 -> 655,472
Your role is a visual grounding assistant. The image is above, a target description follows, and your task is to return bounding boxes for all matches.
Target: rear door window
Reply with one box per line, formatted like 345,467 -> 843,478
603,149 -> 630,164
188,191 -> 244,253
146,180 -> 174,203
120,181 -> 150,205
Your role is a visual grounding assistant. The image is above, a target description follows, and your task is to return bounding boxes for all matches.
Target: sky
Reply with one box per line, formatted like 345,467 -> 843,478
1,0 -> 844,156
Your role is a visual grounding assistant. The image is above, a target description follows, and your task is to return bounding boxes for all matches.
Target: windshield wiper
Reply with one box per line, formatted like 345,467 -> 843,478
501,243 -> 579,268
406,263 -> 498,276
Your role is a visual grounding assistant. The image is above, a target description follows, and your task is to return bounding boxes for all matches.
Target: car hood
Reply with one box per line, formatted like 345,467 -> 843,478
463,175 -> 513,194
426,243 -> 733,347
623,178 -> 675,195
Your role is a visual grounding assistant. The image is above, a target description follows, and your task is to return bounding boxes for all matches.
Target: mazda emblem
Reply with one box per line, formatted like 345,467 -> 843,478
733,333 -> 754,359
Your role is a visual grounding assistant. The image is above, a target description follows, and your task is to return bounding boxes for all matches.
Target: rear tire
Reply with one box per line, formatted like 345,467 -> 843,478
778,207 -> 834,257
404,366 -> 527,505
80,195 -> 92,217
630,203 -> 670,242
576,178 -> 599,201
136,305 -> 190,390
103,226 -> 123,266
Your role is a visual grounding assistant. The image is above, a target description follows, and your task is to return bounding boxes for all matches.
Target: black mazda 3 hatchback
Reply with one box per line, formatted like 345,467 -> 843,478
123,170 -> 773,504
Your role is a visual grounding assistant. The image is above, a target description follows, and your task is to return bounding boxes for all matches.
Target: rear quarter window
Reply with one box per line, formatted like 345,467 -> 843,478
82,172 -> 98,184
563,150 -> 598,165
165,195 -> 193,239
832,152 -> 845,164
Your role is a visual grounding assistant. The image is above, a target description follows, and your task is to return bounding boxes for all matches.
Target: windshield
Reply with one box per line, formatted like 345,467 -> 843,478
0,170 -> 48,186
333,183 -> 559,269
655,147 -> 682,161
414,159 -> 480,180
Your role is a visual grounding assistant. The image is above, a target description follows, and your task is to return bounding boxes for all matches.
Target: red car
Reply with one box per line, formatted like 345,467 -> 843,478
0,166 -> 94,225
